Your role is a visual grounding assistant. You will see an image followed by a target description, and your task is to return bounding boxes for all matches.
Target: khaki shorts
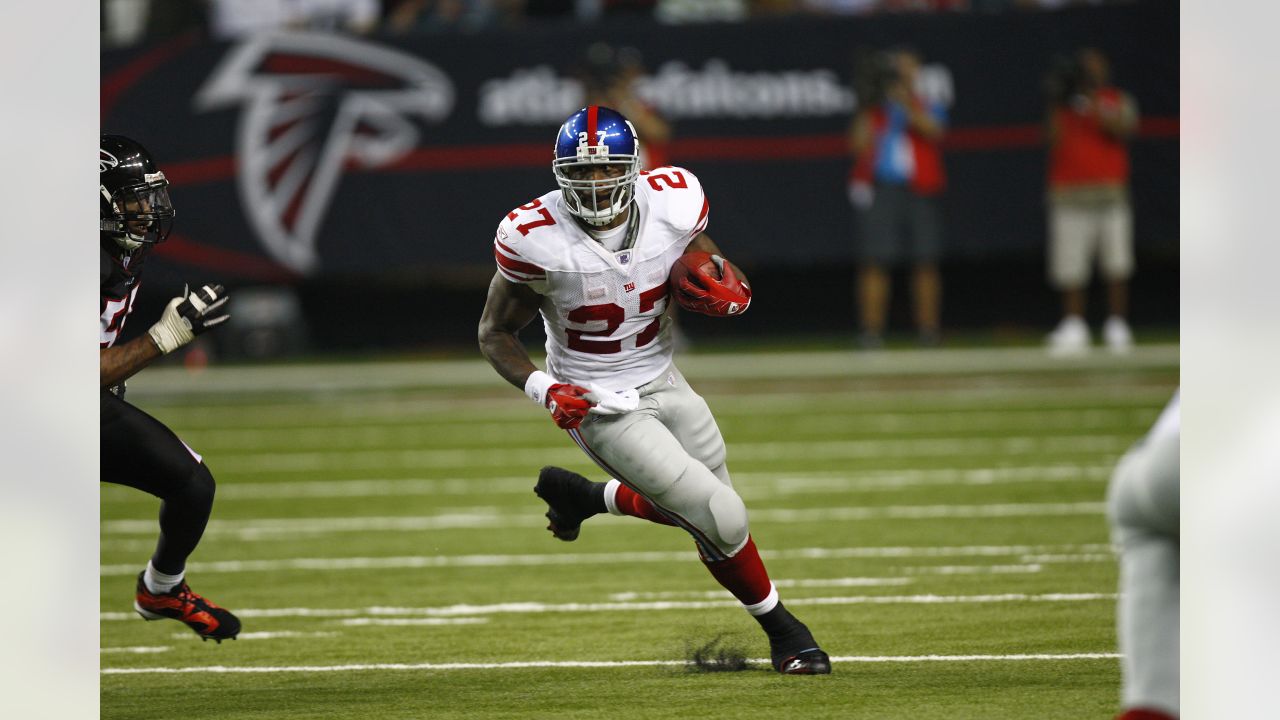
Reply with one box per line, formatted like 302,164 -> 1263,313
1048,194 -> 1134,289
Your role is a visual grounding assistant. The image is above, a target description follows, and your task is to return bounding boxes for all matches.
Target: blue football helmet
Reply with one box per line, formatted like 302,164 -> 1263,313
553,106 -> 641,227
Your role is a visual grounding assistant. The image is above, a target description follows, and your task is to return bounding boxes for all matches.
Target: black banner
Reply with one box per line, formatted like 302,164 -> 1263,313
102,2 -> 1177,282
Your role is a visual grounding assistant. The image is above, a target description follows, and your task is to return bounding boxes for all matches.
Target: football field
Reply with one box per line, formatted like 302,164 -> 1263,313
101,345 -> 1179,719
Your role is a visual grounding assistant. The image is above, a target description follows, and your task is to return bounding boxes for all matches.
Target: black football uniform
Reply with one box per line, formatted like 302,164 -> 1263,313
101,240 -> 215,574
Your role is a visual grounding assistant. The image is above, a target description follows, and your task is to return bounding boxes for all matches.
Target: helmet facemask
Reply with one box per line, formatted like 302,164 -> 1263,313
101,171 -> 174,251
554,146 -> 640,227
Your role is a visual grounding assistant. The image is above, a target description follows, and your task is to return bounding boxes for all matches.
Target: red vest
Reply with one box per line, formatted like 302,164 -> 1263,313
1049,86 -> 1131,188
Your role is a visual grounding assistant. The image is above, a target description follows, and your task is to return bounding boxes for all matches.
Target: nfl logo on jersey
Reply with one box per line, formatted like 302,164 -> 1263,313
617,251 -> 631,265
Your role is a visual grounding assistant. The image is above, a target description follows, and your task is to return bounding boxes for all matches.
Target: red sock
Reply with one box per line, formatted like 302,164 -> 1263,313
703,536 -> 774,608
612,483 -> 678,526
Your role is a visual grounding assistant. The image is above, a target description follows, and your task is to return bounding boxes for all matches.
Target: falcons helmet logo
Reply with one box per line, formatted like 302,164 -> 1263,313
195,32 -> 454,274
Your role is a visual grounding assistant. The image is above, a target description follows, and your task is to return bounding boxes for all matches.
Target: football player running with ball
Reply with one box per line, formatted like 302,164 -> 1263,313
100,134 -> 240,642
478,107 -> 830,674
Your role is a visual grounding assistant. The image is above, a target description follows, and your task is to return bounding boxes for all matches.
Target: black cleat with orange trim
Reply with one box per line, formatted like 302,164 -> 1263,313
133,572 -> 241,643
534,466 -> 604,542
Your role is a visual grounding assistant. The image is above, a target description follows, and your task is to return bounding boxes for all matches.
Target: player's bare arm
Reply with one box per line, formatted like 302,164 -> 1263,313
477,271 -> 544,390
688,232 -> 749,287
100,336 -> 162,387
100,283 -> 231,388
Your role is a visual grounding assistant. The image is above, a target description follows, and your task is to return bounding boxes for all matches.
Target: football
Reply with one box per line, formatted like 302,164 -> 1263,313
669,250 -> 752,316
669,251 -> 721,292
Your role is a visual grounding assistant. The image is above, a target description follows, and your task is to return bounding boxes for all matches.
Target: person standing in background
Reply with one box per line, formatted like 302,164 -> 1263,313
579,43 -> 693,349
579,43 -> 672,174
848,47 -> 947,349
1044,47 -> 1139,355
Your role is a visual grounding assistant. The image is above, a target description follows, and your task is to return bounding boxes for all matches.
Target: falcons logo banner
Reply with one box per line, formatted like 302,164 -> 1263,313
195,33 -> 454,274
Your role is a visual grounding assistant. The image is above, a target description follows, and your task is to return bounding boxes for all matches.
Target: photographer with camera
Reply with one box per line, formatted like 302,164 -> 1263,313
847,46 -> 947,349
1043,47 -> 1140,355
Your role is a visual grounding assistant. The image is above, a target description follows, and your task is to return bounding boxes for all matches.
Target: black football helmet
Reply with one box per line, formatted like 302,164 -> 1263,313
100,134 -> 174,251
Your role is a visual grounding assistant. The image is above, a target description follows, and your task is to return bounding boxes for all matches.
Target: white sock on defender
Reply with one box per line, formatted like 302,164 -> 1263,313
143,560 -> 184,595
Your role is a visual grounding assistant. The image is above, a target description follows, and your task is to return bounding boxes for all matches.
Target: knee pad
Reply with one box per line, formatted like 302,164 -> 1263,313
653,463 -> 749,557
706,484 -> 749,552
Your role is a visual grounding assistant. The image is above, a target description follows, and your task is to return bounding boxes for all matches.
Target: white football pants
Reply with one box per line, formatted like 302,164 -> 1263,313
567,363 -> 750,561
1107,396 -> 1180,716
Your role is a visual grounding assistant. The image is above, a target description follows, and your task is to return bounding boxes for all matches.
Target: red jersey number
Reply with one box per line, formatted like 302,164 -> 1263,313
507,198 -> 556,236
644,169 -> 688,191
565,283 -> 669,354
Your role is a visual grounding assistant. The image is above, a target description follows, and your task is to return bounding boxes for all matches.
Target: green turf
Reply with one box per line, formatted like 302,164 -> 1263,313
102,345 -> 1178,719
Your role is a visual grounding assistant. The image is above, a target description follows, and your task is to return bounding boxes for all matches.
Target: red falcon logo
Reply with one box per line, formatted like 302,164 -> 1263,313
195,32 -> 454,274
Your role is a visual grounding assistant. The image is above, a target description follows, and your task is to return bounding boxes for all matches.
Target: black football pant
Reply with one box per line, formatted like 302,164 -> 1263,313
101,389 -> 216,576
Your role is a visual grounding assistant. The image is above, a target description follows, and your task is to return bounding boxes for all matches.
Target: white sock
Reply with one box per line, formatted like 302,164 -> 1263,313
742,583 -> 780,617
143,560 -> 184,595
603,479 -> 624,516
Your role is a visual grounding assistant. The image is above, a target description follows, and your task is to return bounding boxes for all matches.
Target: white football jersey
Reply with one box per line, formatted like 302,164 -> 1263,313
494,166 -> 710,392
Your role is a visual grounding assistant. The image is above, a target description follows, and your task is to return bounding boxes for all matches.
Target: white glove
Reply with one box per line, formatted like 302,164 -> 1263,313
585,384 -> 640,415
147,284 -> 231,354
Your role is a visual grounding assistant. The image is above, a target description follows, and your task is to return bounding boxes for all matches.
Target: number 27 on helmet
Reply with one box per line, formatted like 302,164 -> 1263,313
552,106 -> 641,227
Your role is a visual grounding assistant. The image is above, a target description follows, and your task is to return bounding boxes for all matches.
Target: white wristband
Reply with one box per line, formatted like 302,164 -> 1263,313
524,370 -> 556,407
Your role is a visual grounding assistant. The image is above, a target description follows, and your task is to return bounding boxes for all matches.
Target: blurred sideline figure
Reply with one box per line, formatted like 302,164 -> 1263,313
1044,47 -> 1139,355
1108,390 -> 1179,719
579,42 -> 672,170
847,46 -> 947,349
478,106 -> 831,674
208,0 -> 381,40
100,134 -> 241,643
578,42 -> 695,349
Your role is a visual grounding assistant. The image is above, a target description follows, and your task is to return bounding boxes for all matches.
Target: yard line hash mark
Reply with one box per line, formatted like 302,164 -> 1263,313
102,653 -> 1122,675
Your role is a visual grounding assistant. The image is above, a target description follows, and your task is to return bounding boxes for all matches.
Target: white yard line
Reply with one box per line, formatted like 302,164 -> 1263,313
141,408 -> 1157,452
101,464 -> 1116,504
122,344 -> 1177,399
228,631 -> 340,640
101,647 -> 172,654
100,591 -> 1114,622
902,564 -> 1044,575
100,543 -> 1113,576
187,435 -> 1129,474
610,577 -> 915,600
101,652 -> 1122,675
101,501 -> 1105,540
138,385 -> 1175,429
339,618 -> 489,627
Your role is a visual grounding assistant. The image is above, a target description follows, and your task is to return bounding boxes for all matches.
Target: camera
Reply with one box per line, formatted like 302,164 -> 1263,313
1044,54 -> 1083,106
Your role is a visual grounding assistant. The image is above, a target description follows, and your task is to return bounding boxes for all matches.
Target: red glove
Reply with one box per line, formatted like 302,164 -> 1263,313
546,383 -> 595,429
676,254 -> 752,317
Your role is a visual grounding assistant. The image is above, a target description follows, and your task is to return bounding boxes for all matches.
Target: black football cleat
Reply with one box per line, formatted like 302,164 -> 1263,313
534,466 -> 602,541
134,572 -> 241,643
775,648 -> 832,675
762,603 -> 831,675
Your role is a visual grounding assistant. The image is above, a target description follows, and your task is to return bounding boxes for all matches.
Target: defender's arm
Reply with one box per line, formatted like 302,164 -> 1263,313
100,336 -> 162,388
